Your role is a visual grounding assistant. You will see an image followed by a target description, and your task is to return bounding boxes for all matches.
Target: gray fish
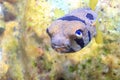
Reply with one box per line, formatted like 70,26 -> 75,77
46,8 -> 97,53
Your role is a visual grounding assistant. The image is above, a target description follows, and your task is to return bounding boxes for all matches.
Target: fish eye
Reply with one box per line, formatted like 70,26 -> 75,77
75,29 -> 83,38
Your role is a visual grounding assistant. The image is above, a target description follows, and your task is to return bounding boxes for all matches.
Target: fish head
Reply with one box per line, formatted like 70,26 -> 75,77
46,20 -> 94,53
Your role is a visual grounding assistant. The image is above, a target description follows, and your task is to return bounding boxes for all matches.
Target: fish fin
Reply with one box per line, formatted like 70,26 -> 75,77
95,21 -> 103,44
89,0 -> 98,10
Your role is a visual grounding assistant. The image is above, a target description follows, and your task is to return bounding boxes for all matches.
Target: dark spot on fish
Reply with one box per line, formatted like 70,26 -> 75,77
86,13 -> 94,20
46,28 -> 51,37
88,31 -> 91,41
58,16 -> 86,25
46,28 -> 49,33
74,38 -> 84,48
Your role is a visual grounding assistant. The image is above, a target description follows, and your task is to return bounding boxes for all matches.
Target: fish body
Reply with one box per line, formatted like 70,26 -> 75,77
47,8 -> 97,53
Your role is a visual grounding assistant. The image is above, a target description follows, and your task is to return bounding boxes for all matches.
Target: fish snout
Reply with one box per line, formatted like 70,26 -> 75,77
51,41 -> 75,53
51,41 -> 69,49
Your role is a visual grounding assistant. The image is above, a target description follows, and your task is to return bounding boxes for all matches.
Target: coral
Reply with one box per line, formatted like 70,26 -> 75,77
25,0 -> 51,36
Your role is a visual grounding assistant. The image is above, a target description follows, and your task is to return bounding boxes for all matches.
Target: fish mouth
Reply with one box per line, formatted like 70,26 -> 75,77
52,45 -> 75,53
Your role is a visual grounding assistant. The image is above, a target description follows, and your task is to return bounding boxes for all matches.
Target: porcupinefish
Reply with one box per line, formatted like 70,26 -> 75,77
46,8 -> 97,53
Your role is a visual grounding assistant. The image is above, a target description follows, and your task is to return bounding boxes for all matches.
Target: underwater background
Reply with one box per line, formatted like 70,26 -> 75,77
0,0 -> 120,80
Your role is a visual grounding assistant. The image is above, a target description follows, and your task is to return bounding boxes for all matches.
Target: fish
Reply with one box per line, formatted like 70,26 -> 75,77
46,8 -> 97,53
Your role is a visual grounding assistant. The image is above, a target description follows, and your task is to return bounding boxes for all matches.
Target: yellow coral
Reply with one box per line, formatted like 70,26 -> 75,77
0,61 -> 9,77
89,0 -> 98,10
3,1 -> 17,15
25,39 -> 43,58
25,0 -> 51,36
4,21 -> 18,36
101,54 -> 120,69
1,36 -> 18,53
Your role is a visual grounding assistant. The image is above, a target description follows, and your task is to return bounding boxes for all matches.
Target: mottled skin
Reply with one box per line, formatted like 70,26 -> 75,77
47,8 -> 97,53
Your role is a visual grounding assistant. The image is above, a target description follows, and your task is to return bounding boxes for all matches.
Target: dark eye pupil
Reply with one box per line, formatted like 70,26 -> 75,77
75,29 -> 83,35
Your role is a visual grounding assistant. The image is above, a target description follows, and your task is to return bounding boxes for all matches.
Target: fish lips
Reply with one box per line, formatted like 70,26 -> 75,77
51,45 -> 75,53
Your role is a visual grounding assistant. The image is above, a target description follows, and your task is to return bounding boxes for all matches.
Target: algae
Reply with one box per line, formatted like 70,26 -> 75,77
0,0 -> 120,80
